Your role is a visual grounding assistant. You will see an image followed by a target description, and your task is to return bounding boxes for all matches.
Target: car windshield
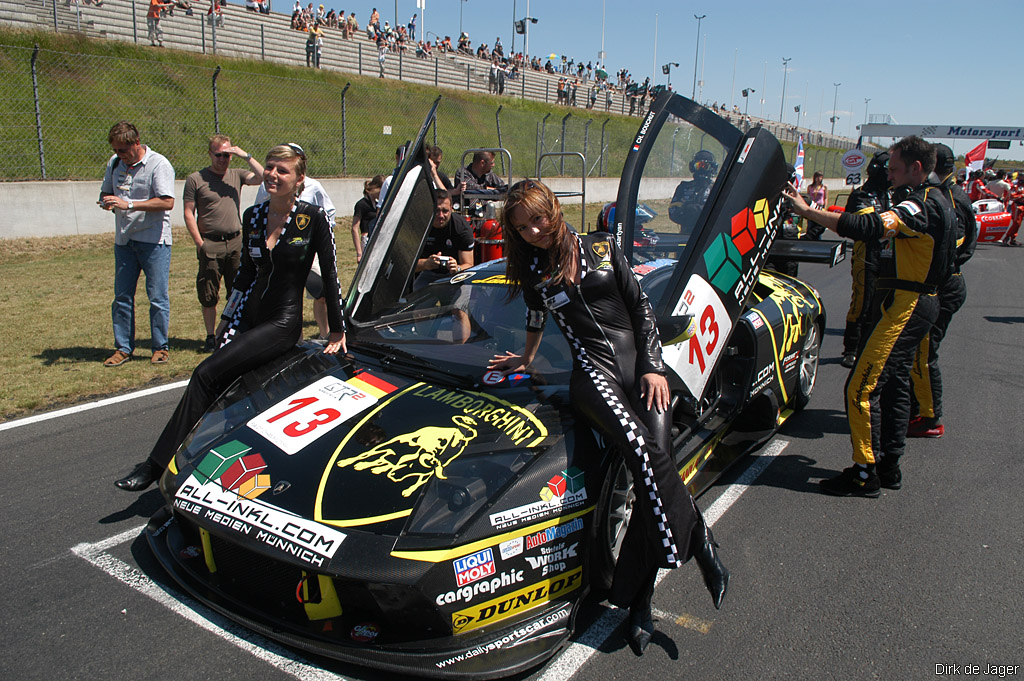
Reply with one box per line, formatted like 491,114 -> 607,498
352,269 -> 573,379
631,116 -> 730,272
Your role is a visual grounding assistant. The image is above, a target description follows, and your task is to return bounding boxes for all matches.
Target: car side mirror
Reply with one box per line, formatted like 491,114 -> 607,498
657,315 -> 695,346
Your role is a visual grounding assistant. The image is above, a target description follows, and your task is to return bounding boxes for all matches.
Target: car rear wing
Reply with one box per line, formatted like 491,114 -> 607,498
768,239 -> 847,267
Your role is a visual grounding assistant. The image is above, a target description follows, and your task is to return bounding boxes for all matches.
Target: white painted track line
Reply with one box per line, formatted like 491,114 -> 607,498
537,439 -> 788,681
71,526 -> 347,681
0,380 -> 189,433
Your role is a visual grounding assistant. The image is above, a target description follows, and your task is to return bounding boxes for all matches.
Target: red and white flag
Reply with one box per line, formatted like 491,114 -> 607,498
965,140 -> 988,175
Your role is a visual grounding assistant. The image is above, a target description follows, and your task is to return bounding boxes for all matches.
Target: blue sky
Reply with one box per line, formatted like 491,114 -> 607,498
248,0 -> 1024,160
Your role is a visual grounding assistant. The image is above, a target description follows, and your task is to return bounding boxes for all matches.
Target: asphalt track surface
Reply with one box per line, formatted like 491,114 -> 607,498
2,241 -> 1022,681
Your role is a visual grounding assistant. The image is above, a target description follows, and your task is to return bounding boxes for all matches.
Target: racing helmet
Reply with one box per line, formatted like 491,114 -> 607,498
690,149 -> 718,178
866,150 -> 891,188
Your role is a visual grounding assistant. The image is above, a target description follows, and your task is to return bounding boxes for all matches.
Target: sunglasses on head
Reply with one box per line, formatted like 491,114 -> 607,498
509,179 -> 537,194
284,142 -> 307,159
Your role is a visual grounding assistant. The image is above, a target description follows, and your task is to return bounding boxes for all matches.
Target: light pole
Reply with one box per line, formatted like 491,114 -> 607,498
662,61 -> 679,89
863,97 -> 871,124
830,82 -> 841,136
518,15 -> 536,58
742,87 -> 755,116
459,0 -> 468,36
779,57 -> 791,123
691,14 -> 705,99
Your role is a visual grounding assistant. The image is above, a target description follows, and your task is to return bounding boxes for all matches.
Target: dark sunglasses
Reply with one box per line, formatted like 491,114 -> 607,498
212,152 -> 231,159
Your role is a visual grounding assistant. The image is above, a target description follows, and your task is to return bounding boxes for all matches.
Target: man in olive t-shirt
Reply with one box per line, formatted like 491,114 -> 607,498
183,134 -> 265,351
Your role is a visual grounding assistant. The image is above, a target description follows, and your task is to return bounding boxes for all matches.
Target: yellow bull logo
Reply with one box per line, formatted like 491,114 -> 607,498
334,415 -> 478,497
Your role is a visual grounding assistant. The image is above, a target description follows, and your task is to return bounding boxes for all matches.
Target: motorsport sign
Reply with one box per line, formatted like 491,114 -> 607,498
859,124 -> 1024,141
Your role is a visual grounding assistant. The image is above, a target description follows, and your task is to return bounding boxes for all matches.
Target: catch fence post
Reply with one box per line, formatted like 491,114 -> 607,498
341,82 -> 350,174
599,118 -> 609,177
560,113 -> 571,175
31,45 -> 47,179
495,106 -> 505,175
212,66 -> 221,133
261,25 -> 265,60
132,0 -> 138,43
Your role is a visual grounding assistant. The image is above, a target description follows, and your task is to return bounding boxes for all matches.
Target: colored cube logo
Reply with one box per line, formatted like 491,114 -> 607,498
546,474 -> 567,500
703,232 -> 743,294
752,198 -> 770,230
195,440 -> 251,483
563,467 -> 584,494
238,473 -> 271,499
221,453 -> 268,491
731,208 -> 757,255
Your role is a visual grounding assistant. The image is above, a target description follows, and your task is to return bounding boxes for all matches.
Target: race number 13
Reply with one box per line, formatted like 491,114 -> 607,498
247,376 -> 376,455
665,275 -> 733,398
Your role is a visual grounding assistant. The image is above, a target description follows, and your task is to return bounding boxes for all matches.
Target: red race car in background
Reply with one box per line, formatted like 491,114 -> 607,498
973,199 -> 1012,242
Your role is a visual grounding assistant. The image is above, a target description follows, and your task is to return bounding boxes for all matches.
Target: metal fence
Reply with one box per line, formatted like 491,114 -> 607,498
1,42 -> 649,183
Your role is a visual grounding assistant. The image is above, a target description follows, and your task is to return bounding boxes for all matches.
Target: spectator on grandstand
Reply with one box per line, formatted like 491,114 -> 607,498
455,151 -> 507,197
440,35 -> 452,52
306,20 -> 323,68
351,175 -> 384,262
146,0 -> 172,47
494,36 -> 503,57
345,11 -> 357,37
369,7 -> 379,34
489,58 -> 500,94
408,13 -> 416,40
458,32 -> 471,54
377,36 -> 387,77
259,1 -> 269,15
207,0 -> 224,27
570,79 -> 579,106
496,60 -> 507,95
245,0 -> 257,11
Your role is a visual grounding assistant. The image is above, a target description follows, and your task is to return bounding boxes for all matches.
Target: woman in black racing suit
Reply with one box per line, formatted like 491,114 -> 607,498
488,180 -> 728,655
115,144 -> 347,491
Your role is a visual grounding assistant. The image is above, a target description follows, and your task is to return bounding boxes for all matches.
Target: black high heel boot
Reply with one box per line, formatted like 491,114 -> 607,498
693,510 -> 729,609
625,569 -> 657,656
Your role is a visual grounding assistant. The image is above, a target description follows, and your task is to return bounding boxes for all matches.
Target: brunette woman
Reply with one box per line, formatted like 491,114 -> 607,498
488,180 -> 728,655
351,174 -> 384,262
115,144 -> 346,492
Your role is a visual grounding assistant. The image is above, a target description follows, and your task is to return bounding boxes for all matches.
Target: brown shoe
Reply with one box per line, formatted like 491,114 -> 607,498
151,349 -> 169,364
103,350 -> 132,367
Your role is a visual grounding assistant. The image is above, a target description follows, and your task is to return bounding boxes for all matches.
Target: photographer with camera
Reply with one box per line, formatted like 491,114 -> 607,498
413,189 -> 475,290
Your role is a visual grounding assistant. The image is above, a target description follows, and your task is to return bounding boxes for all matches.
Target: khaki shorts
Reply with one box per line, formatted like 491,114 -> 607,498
196,233 -> 241,307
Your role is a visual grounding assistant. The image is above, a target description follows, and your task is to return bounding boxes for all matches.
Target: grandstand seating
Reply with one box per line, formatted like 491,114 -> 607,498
0,0 -> 856,149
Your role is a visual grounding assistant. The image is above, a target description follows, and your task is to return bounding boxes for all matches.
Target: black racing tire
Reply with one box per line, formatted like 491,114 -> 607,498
590,448 -> 633,591
794,320 -> 822,411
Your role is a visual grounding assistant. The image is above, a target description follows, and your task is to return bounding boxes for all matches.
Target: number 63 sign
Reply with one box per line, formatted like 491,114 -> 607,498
663,274 -> 733,398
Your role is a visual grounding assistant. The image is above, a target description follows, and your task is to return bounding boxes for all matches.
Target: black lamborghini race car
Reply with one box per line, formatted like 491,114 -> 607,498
146,94 -> 844,678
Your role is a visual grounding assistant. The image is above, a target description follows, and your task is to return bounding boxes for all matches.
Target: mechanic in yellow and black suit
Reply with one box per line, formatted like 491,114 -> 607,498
784,136 -> 955,497
489,180 -> 728,656
115,144 -> 347,491
840,151 -> 891,368
907,143 -> 977,439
